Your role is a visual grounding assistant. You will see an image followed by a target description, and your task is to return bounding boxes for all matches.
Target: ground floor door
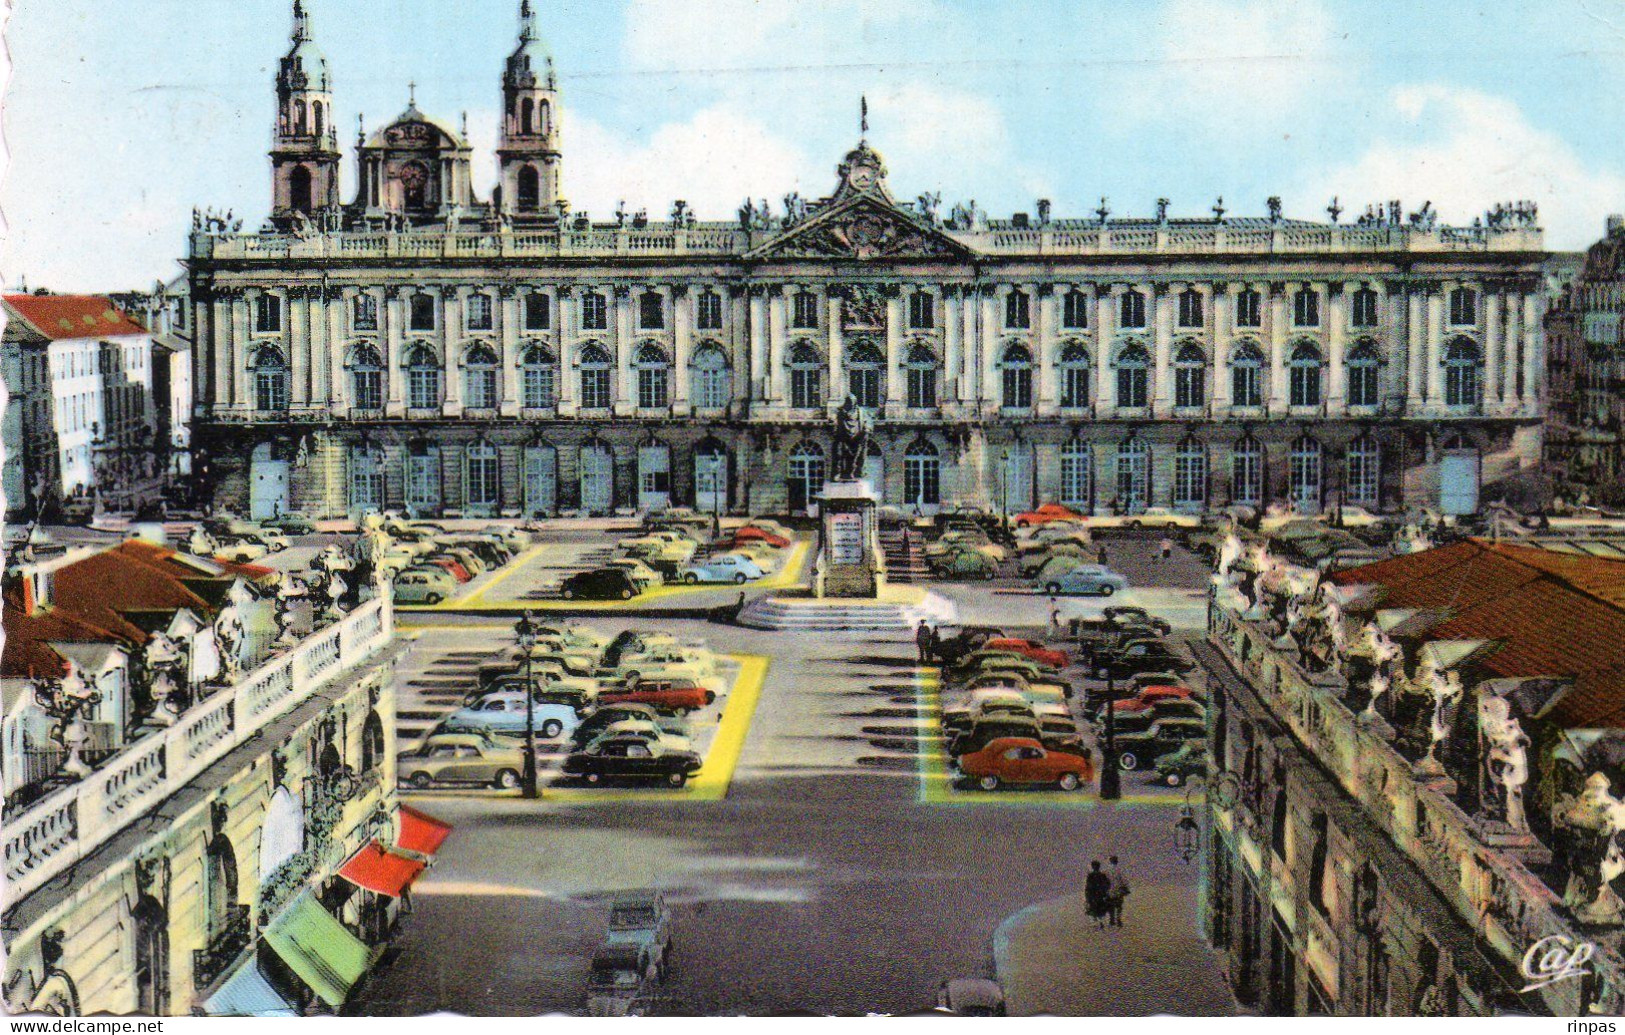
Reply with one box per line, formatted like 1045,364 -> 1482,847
249,445 -> 290,521
580,445 -> 613,515
1439,451 -> 1480,516
525,446 -> 557,517
406,447 -> 441,518
694,448 -> 728,516
638,445 -> 672,512
1003,446 -> 1035,514
863,451 -> 885,502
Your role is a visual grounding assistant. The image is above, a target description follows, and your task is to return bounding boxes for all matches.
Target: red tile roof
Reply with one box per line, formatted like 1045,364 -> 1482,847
3,294 -> 148,341
1329,540 -> 1625,727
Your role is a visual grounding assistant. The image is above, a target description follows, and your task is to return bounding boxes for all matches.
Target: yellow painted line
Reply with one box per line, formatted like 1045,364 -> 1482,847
454,542 -> 555,608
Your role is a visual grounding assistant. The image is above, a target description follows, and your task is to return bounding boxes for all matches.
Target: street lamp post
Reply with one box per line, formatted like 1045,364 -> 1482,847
1099,671 -> 1121,800
513,610 -> 541,799
998,449 -> 1010,534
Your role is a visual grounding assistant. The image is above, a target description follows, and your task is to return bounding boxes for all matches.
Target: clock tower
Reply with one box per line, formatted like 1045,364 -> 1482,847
497,0 -> 563,222
271,1 -> 341,226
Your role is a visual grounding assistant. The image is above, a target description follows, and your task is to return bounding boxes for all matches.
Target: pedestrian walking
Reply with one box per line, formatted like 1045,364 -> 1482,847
1097,545 -> 1109,566
1159,536 -> 1173,561
916,619 -> 934,664
1106,855 -> 1130,927
1049,597 -> 1062,636
1084,860 -> 1111,930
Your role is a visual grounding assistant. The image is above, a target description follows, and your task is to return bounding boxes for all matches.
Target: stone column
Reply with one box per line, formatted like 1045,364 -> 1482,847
769,285 -> 789,405
1214,284 -> 1234,412
1483,288 -> 1502,408
1406,288 -> 1424,411
325,289 -> 344,411
1268,285 -> 1288,408
443,289 -> 465,415
557,286 -> 577,414
289,289 -> 310,407
748,288 -> 768,402
1522,291 -> 1540,412
1425,286 -> 1445,407
1095,288 -> 1115,414
980,289 -> 1000,414
1327,282 -> 1347,411
1504,291 -> 1523,408
385,289 -> 405,412
231,297 -> 251,414
614,287 -> 633,414
822,291 -> 840,411
673,286 -> 692,415
885,291 -> 904,407
944,288 -> 963,411
1153,283 -> 1174,413
962,287 -> 980,403
1037,285 -> 1057,410
500,288 -> 521,416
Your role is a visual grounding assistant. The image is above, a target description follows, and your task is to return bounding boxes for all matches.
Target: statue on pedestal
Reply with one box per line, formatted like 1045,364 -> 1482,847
141,632 -> 189,725
830,395 -> 872,483
1555,772 -> 1625,924
1479,693 -> 1530,832
34,663 -> 101,780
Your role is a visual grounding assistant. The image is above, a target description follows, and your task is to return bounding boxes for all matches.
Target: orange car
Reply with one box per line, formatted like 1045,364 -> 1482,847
1013,503 -> 1085,529
956,736 -> 1094,791
982,637 -> 1069,669
729,525 -> 791,548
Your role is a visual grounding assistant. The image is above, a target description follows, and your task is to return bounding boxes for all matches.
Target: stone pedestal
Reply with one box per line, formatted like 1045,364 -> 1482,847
817,479 -> 880,599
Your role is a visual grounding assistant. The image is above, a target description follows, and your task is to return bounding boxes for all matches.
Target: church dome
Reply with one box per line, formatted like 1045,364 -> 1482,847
505,0 -> 556,89
279,1 -> 331,92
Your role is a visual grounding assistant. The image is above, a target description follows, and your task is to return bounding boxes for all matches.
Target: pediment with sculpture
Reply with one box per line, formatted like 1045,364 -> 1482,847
747,196 -> 976,262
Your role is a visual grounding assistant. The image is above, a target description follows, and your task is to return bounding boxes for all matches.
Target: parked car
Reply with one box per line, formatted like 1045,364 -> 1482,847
571,703 -> 688,749
1019,544 -> 1090,578
561,733 -> 704,787
1154,741 -> 1207,787
941,689 -> 1036,733
587,944 -> 659,1017
213,535 -> 270,563
605,557 -> 664,592
262,512 -> 318,535
398,733 -> 525,790
442,690 -> 586,740
598,677 -> 716,715
1122,507 -> 1201,530
927,547 -> 1000,581
1110,717 -> 1206,771
1101,606 -> 1172,637
1091,638 -> 1195,681
1013,503 -> 1087,529
604,890 -> 674,979
948,651 -> 1056,686
1038,564 -> 1129,597
562,568 -> 641,601
1112,697 -> 1205,722
936,979 -> 1007,1016
1085,683 -> 1194,720
931,626 -> 1006,665
956,736 -> 1094,791
981,638 -> 1068,669
425,556 -> 473,583
729,525 -> 792,548
926,529 -> 1008,563
393,567 -> 457,605
680,553 -> 765,584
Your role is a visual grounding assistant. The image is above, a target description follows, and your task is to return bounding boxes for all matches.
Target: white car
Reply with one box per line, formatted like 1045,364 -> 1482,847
1332,505 -> 1388,529
1121,507 -> 1202,529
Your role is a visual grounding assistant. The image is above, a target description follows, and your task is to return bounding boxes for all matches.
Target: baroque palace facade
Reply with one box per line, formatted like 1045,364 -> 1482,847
189,1 -> 1551,521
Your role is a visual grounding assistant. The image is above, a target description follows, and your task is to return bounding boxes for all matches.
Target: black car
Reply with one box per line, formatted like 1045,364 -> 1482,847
1102,606 -> 1172,637
561,568 -> 640,601
1090,638 -> 1194,681
932,626 -> 1008,665
571,703 -> 687,749
1109,718 -> 1207,771
561,734 -> 702,787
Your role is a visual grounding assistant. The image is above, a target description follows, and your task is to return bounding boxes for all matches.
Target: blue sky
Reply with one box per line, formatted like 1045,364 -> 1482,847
5,0 -> 1625,292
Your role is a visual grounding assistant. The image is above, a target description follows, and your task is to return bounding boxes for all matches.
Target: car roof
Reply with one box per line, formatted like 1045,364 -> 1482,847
422,733 -> 496,747
981,736 -> 1043,750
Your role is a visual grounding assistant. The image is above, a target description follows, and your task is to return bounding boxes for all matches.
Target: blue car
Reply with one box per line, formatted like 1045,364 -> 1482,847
679,553 -> 765,585
441,690 -> 584,740
1036,564 -> 1129,597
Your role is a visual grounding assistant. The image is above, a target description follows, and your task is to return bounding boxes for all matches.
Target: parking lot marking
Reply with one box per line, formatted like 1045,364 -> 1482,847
454,542 -> 553,608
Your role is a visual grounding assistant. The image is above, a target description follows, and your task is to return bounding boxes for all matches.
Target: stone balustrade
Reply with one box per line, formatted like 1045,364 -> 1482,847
2,598 -> 392,905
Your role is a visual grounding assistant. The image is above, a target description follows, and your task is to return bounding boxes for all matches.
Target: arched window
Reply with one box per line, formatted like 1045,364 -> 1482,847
1175,437 -> 1208,510
694,440 -> 728,514
579,343 -> 612,410
352,293 -> 379,331
1289,342 -> 1323,407
1116,439 -> 1150,513
1061,440 -> 1092,509
847,341 -> 884,408
517,166 -> 540,210
1347,340 -> 1380,407
905,344 -> 938,409
259,786 -> 304,882
524,442 -> 558,516
1178,288 -> 1204,329
361,711 -> 385,772
1060,343 -> 1092,409
463,344 -> 499,408
1174,341 -> 1207,409
1346,433 -> 1380,506
1235,287 -> 1263,328
205,835 -> 241,946
1000,343 -> 1034,409
1293,286 -> 1321,327
1116,342 -> 1150,409
312,101 -> 325,138
638,291 -> 665,330
904,439 -> 941,507
1120,289 -> 1147,329
790,342 -> 823,409
579,440 -> 614,514
1351,287 -> 1380,328
293,102 -> 307,136
1232,436 -> 1263,506
255,294 -> 283,333
1063,289 -> 1090,329
691,343 -> 731,410
405,441 -> 441,516
1231,341 -> 1265,408
349,442 -> 384,512
1450,287 -> 1478,326
909,291 -> 935,330
1445,337 -> 1481,408
349,344 -> 384,410
787,442 -> 826,514
406,344 -> 441,410
466,440 -> 500,512
409,293 -> 436,331
1289,436 -> 1323,512
251,346 -> 288,412
289,166 -> 314,214
520,97 -> 535,136
580,291 -> 608,331
635,343 -> 670,409
1005,289 -> 1032,329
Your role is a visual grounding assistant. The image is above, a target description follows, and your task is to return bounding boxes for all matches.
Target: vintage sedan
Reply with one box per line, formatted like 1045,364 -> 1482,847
261,513 -> 318,536
1013,503 -> 1087,529
605,557 -> 664,592
393,566 -> 459,605
729,525 -> 791,548
1154,741 -> 1207,787
561,733 -> 704,787
584,719 -> 694,755
561,568 -> 641,601
956,736 -> 1094,791
925,530 -> 1008,563
680,553 -> 765,585
425,556 -> 473,583
213,535 -> 271,563
598,677 -> 716,715
1111,717 -> 1207,771
981,637 -> 1068,669
398,733 -> 526,790
927,547 -> 999,581
1090,638 -> 1195,681
1121,506 -> 1202,530
941,689 -> 1037,733
1019,544 -> 1090,579
442,690 -> 586,740
571,703 -> 688,749
1038,564 -> 1129,597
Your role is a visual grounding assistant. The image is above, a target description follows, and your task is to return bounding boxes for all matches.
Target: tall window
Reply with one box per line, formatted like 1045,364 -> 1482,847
1231,342 -> 1265,408
1005,289 -> 1032,329
904,440 -> 941,507
1290,437 -> 1323,511
787,443 -> 826,513
205,836 -> 240,946
1178,288 -> 1205,329
255,295 -> 282,334
581,291 -> 608,330
349,444 -> 384,512
463,344 -> 499,408
1116,342 -> 1150,408
691,344 -> 730,409
905,344 -> 938,409
1351,287 -> 1379,328
638,290 -> 665,330
909,291 -> 935,330
1061,440 -> 1092,509
353,294 -> 378,331
1119,289 -> 1147,329
1235,287 -> 1263,328
1289,342 -> 1323,407
1116,439 -> 1150,513
793,290 -> 819,329
516,165 -> 541,210
1060,344 -> 1091,408
847,342 -> 884,408
1347,341 -> 1380,407
409,293 -> 436,331
466,293 -> 494,331
696,290 -> 723,330
1294,287 -> 1321,327
1001,344 -> 1034,409
521,345 -> 556,409
1450,287 -> 1478,326
579,343 -> 612,409
779,342 -> 820,410
1063,289 -> 1089,329
524,292 -> 551,331
466,440 -> 500,510
1445,338 -> 1481,408
1346,434 -> 1380,506
252,346 -> 289,412
1174,342 -> 1207,409
1232,437 -> 1263,506
349,345 -> 383,410
406,345 -> 441,409
635,343 -> 670,409
1175,438 -> 1208,510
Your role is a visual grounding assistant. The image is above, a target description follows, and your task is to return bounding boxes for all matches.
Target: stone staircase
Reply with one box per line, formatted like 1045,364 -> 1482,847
879,525 -> 931,583
737,591 -> 958,632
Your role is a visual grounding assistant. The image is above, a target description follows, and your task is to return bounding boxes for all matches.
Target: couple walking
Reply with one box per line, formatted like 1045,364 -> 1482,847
1085,856 -> 1130,929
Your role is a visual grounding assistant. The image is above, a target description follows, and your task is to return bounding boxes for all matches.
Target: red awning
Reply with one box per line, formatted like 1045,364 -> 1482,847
337,842 -> 426,898
396,805 -> 452,857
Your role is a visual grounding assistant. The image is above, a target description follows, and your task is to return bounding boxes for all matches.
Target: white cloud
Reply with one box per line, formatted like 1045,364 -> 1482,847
621,0 -> 940,71
1312,84 -> 1625,248
865,81 -> 1054,204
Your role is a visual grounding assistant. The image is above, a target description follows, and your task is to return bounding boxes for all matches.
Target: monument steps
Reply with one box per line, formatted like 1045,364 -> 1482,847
737,592 -> 958,632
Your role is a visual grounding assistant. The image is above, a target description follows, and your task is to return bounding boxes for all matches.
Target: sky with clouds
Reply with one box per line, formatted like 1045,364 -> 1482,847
5,0 -> 1625,292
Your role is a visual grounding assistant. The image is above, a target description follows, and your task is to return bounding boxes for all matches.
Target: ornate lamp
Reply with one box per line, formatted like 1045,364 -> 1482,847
513,610 -> 541,799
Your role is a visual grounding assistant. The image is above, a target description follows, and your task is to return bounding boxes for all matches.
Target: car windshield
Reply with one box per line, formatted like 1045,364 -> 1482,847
610,907 -> 658,928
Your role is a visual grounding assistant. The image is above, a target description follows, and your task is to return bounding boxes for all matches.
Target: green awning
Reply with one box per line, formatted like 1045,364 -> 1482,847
263,893 -> 377,1008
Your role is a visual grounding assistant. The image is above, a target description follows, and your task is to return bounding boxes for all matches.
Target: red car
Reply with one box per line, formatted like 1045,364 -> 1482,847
1112,685 -> 1195,715
598,677 -> 717,715
957,736 -> 1094,791
982,638 -> 1069,669
427,557 -> 473,582
730,525 -> 791,548
1013,503 -> 1085,529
